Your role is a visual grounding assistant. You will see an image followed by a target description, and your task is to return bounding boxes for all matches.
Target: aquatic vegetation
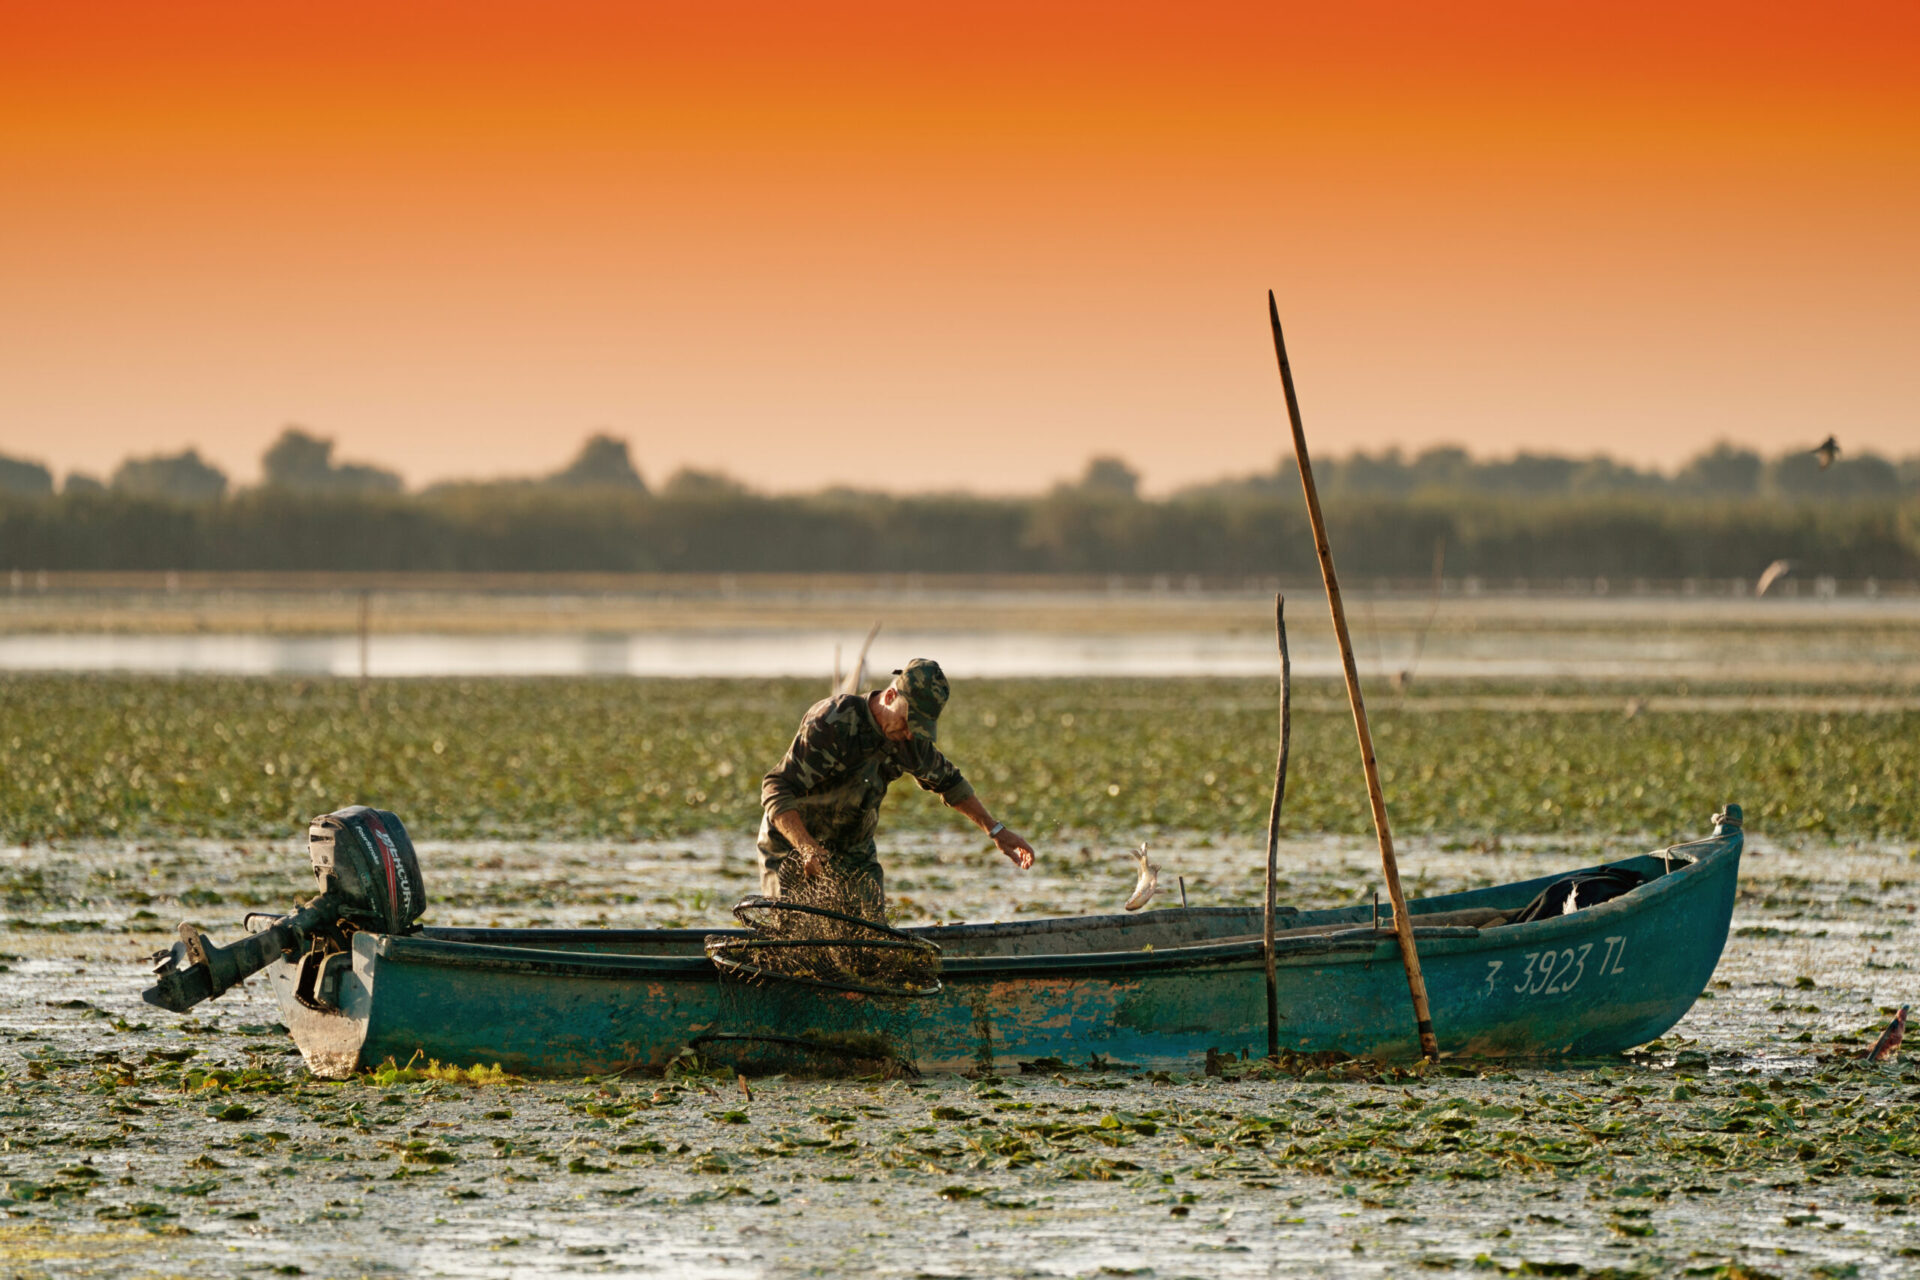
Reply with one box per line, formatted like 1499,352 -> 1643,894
366,1055 -> 519,1088
0,834 -> 1914,1275
2,675 -> 1916,842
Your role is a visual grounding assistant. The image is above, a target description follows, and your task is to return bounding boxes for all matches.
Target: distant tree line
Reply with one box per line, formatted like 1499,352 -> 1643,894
0,427 -> 650,502
5,428 -> 1917,504
1183,442 -> 1920,502
2,433 -> 1917,578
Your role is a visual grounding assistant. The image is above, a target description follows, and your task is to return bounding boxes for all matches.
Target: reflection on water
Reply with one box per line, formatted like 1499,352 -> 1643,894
0,630 -> 1278,678
0,624 -> 1912,681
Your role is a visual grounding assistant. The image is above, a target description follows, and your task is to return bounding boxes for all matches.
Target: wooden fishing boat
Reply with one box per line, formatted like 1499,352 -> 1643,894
257,804 -> 1744,1078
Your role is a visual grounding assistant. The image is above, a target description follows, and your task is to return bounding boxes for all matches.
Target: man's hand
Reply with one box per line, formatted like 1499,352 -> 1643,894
952,795 -> 1036,871
993,827 -> 1036,871
771,811 -> 829,880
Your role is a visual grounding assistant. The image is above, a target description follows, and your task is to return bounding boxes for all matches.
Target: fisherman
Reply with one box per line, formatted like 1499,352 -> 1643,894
758,658 -> 1036,899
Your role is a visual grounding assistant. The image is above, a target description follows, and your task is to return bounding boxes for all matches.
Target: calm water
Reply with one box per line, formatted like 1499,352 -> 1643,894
0,629 -> 1337,677
1,831 -> 1914,1278
7,590 -> 1918,679
1,616 -> 1915,681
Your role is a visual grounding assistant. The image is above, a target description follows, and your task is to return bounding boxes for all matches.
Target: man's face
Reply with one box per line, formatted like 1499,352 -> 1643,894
876,688 -> 913,743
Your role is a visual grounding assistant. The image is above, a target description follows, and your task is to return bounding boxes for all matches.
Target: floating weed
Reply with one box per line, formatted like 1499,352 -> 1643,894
4,675 -> 1916,841
682,1185 -> 778,1205
1,694 -> 1916,1275
0,1222 -> 160,1262
156,1179 -> 219,1197
95,1203 -> 175,1220
367,1054 -> 519,1087
181,1065 -> 292,1095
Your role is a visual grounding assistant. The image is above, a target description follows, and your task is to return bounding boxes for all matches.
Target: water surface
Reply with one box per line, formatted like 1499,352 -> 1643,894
1,830 -> 1913,1278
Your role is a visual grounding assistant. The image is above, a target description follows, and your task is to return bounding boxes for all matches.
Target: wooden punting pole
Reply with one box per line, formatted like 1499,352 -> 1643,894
1266,291 -> 1440,1061
1262,594 -> 1290,1061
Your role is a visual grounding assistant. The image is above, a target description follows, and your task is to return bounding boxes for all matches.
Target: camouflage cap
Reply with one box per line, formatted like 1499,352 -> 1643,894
888,658 -> 950,743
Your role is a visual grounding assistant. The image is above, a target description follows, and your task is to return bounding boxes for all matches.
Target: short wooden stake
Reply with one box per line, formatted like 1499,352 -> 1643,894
1262,594 -> 1290,1061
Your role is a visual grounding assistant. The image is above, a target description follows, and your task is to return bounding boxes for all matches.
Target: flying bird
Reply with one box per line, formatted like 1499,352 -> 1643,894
1755,560 -> 1792,597
1867,1005 -> 1907,1063
1813,436 -> 1840,470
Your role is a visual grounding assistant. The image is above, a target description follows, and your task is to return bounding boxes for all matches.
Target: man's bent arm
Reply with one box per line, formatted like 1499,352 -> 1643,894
950,794 -> 1036,871
761,702 -> 855,829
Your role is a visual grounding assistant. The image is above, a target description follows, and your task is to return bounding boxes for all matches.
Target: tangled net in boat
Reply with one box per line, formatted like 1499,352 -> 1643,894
705,875 -> 942,997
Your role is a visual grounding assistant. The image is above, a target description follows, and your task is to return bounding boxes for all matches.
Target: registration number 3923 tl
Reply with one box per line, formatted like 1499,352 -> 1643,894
1482,936 -> 1628,997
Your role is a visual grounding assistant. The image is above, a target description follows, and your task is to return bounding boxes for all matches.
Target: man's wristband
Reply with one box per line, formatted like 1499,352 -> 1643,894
986,821 -> 1006,838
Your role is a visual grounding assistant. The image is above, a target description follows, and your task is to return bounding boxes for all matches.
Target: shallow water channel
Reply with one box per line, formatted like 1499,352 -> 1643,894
0,830 -> 1915,1278
6,593 -> 1919,684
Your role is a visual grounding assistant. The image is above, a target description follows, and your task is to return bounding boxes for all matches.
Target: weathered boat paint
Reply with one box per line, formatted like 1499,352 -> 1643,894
266,807 -> 1744,1077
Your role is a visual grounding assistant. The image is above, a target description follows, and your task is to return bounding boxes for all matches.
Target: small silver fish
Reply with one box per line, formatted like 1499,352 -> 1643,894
1867,1005 -> 1907,1063
1756,559 -> 1792,597
1123,844 -> 1159,912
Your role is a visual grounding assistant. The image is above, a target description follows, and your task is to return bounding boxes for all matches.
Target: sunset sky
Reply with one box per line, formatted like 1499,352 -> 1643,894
2,1 -> 1915,493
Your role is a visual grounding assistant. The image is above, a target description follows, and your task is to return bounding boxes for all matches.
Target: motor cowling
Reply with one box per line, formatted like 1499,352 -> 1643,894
308,806 -> 426,935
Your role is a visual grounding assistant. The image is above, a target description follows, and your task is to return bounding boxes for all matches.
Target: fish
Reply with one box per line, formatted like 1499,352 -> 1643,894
1867,1005 -> 1907,1063
1123,844 -> 1159,912
834,621 -> 882,695
1755,559 -> 1792,597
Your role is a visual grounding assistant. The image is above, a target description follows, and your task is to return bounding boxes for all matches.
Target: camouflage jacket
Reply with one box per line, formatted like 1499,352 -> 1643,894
758,693 -> 975,856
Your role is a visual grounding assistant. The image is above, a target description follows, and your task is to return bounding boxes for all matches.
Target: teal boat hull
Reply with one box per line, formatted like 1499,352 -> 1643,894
267,810 -> 1743,1077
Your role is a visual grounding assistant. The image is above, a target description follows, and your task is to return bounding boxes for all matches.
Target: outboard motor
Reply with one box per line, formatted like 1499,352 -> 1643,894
143,806 -> 426,1014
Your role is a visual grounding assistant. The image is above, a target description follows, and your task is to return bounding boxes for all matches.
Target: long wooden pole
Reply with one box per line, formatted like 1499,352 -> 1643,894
1267,291 -> 1439,1060
1262,594 -> 1290,1061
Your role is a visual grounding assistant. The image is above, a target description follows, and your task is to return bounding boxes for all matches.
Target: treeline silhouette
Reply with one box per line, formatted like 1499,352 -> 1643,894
3,432 -> 1917,578
7,427 -> 1917,503
0,427 -> 645,501
5,481 -> 1917,580
1198,443 -> 1919,502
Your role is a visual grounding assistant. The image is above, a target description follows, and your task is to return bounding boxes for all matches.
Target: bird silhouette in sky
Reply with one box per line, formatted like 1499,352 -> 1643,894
1813,436 -> 1840,469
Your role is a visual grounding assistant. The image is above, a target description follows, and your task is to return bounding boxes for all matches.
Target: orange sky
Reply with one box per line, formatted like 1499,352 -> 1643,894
2,1 -> 1916,493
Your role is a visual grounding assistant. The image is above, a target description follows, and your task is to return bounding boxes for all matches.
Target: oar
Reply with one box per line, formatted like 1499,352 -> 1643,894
1266,291 -> 1440,1061
1262,594 -> 1290,1061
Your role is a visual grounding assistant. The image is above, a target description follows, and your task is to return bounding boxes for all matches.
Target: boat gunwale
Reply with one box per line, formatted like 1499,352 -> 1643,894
379,829 -> 1738,983
416,904 -> 1270,950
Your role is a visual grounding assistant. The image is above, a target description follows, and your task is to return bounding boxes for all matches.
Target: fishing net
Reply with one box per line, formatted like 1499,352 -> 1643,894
705,873 -> 942,998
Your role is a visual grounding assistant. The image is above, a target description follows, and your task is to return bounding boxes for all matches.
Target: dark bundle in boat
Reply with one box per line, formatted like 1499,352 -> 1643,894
706,878 -> 943,998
